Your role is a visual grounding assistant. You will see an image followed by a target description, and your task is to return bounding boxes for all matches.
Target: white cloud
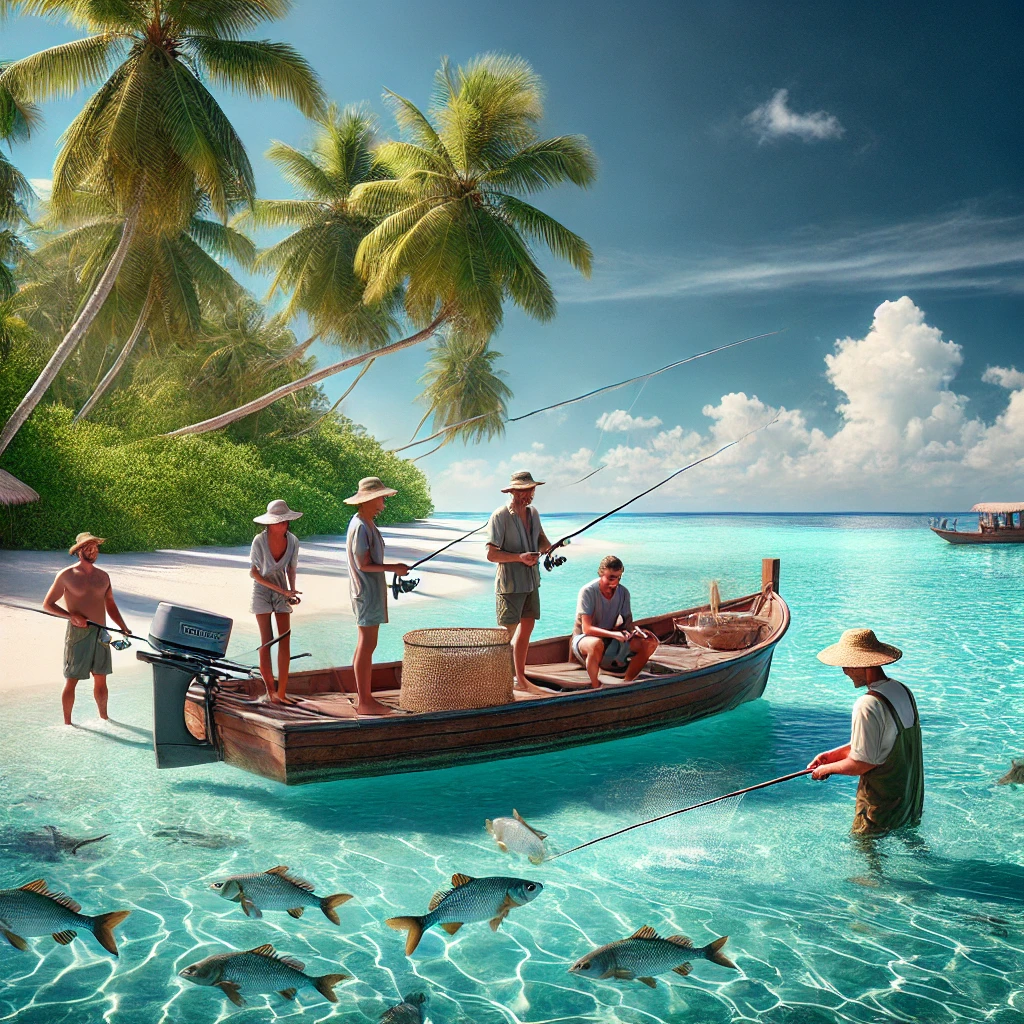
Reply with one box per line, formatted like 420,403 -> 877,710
429,297 -> 1024,510
745,88 -> 844,143
29,178 -> 52,200
595,409 -> 663,432
982,365 -> 1024,390
557,209 -> 1024,303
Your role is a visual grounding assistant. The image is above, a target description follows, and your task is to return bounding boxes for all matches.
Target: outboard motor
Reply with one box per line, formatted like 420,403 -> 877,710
139,603 -> 234,769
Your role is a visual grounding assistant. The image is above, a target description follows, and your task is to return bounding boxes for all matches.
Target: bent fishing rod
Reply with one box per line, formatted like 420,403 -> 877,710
391,522 -> 488,599
541,415 -> 780,570
544,767 -> 813,862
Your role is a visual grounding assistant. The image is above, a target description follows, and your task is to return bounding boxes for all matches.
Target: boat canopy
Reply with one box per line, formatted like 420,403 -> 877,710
971,502 -> 1024,513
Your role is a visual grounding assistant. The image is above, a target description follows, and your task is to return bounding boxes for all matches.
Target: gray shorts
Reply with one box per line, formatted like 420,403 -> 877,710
571,633 -> 633,672
496,589 -> 540,626
251,583 -> 292,616
64,624 -> 112,680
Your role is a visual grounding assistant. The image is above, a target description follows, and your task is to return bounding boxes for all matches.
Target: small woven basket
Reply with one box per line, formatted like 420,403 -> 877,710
400,628 -> 514,712
675,612 -> 765,651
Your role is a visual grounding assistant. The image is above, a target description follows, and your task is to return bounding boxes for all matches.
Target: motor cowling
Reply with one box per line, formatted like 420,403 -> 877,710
149,603 -> 232,657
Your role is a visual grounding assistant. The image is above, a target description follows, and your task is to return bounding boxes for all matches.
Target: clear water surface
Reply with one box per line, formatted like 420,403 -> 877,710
1,513 -> 1022,1023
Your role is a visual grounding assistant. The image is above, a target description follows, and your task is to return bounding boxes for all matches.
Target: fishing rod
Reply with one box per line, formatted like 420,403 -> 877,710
391,522 -> 488,600
393,329 -> 786,455
542,416 -> 780,571
544,768 -> 813,862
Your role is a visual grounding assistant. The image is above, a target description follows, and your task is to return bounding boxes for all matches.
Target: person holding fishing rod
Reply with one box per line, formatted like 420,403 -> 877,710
485,471 -> 552,695
42,532 -> 130,726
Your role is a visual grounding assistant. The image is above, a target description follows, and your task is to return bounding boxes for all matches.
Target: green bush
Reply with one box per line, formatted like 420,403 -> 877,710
0,351 -> 433,552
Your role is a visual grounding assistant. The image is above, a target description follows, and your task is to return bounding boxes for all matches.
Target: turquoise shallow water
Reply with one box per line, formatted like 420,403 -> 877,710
1,513 -> 1023,1023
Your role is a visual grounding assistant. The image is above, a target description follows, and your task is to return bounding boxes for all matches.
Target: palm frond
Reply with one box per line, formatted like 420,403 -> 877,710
0,61 -> 42,142
493,193 -> 592,276
481,135 -> 597,192
0,33 -> 127,101
186,36 -> 326,119
188,216 -> 256,268
235,197 -> 323,230
165,0 -> 290,36
264,140 -> 336,199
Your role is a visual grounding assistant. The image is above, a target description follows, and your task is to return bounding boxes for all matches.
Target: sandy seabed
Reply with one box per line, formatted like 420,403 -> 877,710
0,518 -> 490,692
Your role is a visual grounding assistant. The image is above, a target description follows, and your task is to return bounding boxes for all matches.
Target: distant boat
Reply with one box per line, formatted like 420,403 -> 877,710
930,503 -> 1024,545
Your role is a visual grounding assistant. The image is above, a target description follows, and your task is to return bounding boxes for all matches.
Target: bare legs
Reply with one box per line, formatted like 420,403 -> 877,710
624,633 -> 659,681
576,636 -> 606,688
508,618 -> 546,694
353,624 -> 392,716
255,612 -> 294,703
62,674 -> 109,725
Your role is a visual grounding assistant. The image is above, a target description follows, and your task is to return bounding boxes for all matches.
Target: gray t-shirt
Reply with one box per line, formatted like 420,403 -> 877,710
485,504 -> 550,594
573,578 -> 632,636
346,515 -> 388,623
249,530 -> 298,589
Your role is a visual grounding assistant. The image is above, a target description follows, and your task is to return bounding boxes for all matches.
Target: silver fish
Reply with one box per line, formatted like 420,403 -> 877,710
486,810 -> 548,864
209,865 -> 352,923
386,873 -> 543,955
570,925 -> 736,988
998,759 -> 1024,785
0,879 -> 130,956
380,990 -> 427,1023
179,943 -> 348,1006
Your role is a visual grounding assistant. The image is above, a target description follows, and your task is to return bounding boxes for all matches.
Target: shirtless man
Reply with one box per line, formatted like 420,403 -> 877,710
42,532 -> 129,725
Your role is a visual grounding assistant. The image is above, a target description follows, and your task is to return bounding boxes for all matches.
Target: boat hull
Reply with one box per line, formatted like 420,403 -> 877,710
930,527 -> 1024,545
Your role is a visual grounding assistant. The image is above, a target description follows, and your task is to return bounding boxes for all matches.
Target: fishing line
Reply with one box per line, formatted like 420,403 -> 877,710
390,522 -> 487,599
544,768 -> 813,862
542,414 -> 780,570
392,328 -> 786,454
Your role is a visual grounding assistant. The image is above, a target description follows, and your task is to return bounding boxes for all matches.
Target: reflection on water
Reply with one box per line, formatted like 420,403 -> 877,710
0,513 -> 1022,1022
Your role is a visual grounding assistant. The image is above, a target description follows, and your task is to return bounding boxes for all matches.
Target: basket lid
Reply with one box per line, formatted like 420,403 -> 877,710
403,627 -> 510,649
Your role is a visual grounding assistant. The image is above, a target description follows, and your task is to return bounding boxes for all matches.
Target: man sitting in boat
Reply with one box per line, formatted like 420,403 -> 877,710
485,470 -> 551,694
571,555 -> 658,688
807,628 -> 924,837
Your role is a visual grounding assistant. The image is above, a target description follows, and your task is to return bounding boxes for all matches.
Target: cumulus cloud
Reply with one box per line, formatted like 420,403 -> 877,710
745,88 -> 844,143
430,298 -> 1024,510
982,365 -> 1024,390
595,409 -> 663,432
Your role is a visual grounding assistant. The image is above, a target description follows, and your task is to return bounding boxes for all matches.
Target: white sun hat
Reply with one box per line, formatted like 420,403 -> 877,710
254,499 -> 303,524
344,476 -> 398,505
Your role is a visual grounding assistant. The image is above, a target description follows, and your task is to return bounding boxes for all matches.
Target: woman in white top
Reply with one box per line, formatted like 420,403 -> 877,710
250,499 -> 302,703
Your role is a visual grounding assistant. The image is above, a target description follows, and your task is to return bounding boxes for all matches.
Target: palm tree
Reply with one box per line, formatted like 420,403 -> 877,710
410,333 -> 511,459
164,53 -> 596,437
0,0 -> 325,456
0,58 -> 37,302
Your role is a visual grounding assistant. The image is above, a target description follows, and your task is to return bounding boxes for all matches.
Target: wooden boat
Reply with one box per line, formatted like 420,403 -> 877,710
181,559 -> 789,786
930,502 -> 1024,544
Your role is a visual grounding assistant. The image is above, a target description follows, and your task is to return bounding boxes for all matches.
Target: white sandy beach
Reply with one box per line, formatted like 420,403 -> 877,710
0,519 -> 494,692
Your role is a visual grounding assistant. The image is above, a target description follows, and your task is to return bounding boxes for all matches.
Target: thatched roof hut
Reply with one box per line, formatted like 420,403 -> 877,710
0,468 -> 39,505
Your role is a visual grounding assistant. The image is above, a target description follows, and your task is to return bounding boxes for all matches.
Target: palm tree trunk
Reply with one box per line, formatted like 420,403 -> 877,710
282,356 -> 375,439
163,314 -> 447,437
0,194 -> 143,457
73,279 -> 155,424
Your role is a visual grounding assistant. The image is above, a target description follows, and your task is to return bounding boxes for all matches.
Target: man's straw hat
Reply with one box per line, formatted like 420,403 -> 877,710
817,628 -> 902,668
501,470 -> 545,493
254,499 -> 303,525
344,476 -> 398,505
69,532 -> 105,555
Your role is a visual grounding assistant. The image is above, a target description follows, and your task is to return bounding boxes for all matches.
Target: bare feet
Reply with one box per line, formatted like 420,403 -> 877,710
513,679 -> 550,696
355,698 -> 393,717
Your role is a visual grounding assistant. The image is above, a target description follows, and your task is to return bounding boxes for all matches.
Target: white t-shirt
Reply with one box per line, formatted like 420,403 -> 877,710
849,678 -> 916,766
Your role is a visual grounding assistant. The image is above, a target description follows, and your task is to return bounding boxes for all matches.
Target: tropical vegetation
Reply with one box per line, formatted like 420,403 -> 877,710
0,1 -> 595,550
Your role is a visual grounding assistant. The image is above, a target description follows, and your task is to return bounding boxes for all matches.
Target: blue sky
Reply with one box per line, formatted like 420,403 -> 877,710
5,1 -> 1024,510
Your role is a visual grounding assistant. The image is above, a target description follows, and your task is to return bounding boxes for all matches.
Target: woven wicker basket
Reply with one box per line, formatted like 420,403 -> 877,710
675,611 -> 765,652
400,628 -> 514,712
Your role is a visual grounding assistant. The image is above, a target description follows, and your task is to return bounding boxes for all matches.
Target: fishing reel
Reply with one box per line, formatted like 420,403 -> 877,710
391,574 -> 421,600
543,540 -> 570,572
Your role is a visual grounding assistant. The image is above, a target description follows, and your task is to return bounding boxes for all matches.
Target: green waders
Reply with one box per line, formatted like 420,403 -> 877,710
852,687 -> 925,837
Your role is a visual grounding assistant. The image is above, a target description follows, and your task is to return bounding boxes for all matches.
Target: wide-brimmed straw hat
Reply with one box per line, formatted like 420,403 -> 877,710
69,532 -> 105,555
254,499 -> 303,524
501,470 -> 545,493
817,628 -> 903,668
344,476 -> 398,505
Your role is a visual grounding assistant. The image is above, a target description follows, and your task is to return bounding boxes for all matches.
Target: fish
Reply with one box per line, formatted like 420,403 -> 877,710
0,879 -> 131,956
380,990 -> 428,1023
998,759 -> 1024,785
178,943 -> 348,1006
386,873 -> 543,955
153,826 -> 238,849
570,925 -> 737,988
209,865 -> 352,923
1,825 -> 109,861
485,810 -> 548,864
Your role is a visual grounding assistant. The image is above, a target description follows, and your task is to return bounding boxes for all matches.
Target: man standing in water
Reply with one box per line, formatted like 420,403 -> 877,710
807,628 -> 924,836
485,471 -> 552,694
42,532 -> 130,725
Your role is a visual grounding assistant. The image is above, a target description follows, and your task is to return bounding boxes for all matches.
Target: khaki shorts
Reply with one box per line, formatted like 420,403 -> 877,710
496,589 -> 540,626
64,624 -> 112,680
